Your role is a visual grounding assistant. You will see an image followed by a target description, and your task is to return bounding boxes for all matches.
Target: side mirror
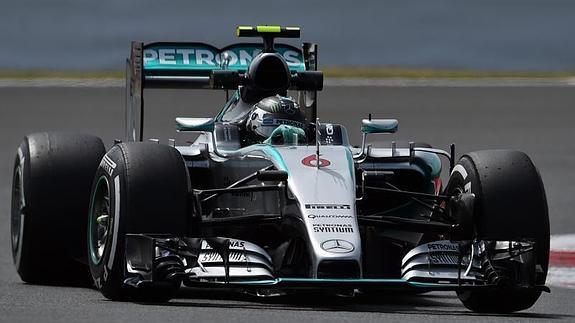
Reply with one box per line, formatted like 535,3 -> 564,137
361,119 -> 398,134
175,117 -> 215,132
355,118 -> 399,159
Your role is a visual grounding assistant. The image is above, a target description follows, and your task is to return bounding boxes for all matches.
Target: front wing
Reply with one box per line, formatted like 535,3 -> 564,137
123,234 -> 549,294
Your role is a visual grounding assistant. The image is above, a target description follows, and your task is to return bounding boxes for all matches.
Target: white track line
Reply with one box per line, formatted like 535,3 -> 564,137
547,267 -> 575,288
548,234 -> 575,289
551,234 -> 575,251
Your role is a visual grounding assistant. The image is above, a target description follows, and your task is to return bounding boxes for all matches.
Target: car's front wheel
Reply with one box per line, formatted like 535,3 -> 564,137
88,142 -> 190,302
445,150 -> 549,313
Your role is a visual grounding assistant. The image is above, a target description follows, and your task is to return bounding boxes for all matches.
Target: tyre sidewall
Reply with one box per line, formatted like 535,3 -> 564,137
88,145 -> 130,299
12,139 -> 33,279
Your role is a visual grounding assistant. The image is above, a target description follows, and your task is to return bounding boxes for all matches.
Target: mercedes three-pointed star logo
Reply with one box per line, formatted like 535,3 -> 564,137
320,239 -> 355,254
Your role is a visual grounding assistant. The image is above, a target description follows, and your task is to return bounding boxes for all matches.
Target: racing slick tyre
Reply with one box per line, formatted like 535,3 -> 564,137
88,142 -> 189,302
445,150 -> 549,313
11,132 -> 105,285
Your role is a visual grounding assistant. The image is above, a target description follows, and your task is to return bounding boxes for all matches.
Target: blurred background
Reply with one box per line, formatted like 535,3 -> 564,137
1,0 -> 575,72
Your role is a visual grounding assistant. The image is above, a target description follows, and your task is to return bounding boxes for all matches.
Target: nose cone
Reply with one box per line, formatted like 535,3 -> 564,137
276,145 -> 362,278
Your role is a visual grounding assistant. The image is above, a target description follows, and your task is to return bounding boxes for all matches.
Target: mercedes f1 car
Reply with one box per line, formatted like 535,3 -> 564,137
11,26 -> 550,313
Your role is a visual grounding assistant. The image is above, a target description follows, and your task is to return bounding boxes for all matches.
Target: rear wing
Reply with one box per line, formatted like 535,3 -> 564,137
126,27 -> 319,141
136,42 -> 306,89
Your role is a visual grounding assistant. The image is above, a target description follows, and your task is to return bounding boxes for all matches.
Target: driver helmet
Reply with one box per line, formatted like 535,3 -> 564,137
245,95 -> 306,142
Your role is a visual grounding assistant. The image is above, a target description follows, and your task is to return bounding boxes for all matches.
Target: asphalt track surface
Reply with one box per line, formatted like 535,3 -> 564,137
0,85 -> 574,322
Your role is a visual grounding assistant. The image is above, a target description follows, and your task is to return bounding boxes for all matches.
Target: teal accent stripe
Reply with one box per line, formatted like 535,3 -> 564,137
223,144 -> 289,172
200,277 -> 480,291
261,145 -> 289,172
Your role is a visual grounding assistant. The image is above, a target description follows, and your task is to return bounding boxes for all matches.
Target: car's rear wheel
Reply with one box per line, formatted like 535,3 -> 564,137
445,150 -> 549,313
88,142 -> 190,302
11,133 -> 105,285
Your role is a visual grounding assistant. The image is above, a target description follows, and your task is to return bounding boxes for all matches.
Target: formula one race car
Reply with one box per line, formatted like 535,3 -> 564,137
10,26 -> 549,313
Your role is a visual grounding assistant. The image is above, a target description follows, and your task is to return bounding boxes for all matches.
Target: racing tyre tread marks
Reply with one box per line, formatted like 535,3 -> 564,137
11,132 -> 105,285
88,142 -> 189,302
445,149 -> 549,313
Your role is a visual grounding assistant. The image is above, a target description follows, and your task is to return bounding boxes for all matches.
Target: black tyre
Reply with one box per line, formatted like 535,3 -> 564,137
11,132 -> 105,285
88,142 -> 189,302
445,150 -> 549,313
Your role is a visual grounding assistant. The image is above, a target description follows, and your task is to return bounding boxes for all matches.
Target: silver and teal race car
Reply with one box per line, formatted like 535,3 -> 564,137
11,26 -> 549,313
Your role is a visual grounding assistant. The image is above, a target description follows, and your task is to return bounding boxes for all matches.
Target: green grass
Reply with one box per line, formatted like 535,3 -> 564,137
1,68 -> 574,79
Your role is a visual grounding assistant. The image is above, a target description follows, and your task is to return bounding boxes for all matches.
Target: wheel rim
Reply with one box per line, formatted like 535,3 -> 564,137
11,164 -> 25,265
89,176 -> 111,265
